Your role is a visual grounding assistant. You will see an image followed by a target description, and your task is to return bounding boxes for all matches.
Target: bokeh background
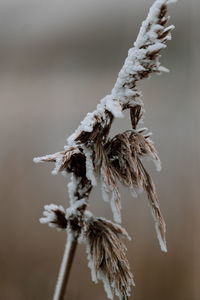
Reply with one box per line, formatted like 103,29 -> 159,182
0,0 -> 199,299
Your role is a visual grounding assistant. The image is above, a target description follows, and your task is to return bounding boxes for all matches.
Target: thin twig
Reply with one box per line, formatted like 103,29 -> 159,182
53,234 -> 78,300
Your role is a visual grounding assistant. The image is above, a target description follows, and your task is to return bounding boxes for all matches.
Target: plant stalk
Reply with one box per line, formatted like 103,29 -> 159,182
53,233 -> 78,300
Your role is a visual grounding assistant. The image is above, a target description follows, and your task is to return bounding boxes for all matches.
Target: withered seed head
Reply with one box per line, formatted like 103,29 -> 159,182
84,216 -> 134,299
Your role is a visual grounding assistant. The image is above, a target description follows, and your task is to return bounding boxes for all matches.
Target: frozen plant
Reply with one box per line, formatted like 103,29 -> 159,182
34,0 -> 176,299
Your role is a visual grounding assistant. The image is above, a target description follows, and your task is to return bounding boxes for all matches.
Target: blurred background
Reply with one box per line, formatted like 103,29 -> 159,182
0,0 -> 199,299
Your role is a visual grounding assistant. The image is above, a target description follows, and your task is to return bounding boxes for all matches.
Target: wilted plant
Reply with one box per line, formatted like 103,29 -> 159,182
34,0 -> 176,299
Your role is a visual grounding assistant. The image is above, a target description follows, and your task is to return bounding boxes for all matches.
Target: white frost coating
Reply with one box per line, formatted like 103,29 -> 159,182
33,152 -> 59,164
33,157 -> 43,163
85,236 -> 114,299
154,157 -> 162,172
111,193 -> 121,224
145,153 -> 161,171
83,146 -> 97,186
40,204 -> 65,229
51,156 -> 63,175
147,42 -> 166,52
155,222 -> 167,252
83,210 -> 94,220
35,147 -> 81,176
134,0 -> 167,48
136,127 -> 148,133
130,188 -> 138,198
66,198 -> 87,218
67,94 -> 125,146
85,242 -> 98,283
61,170 -> 67,177
111,0 -> 175,105
81,113 -> 96,132
163,24 -> 175,32
102,95 -> 124,119
142,145 -> 162,172
53,233 -> 75,300
158,66 -> 169,73
67,109 -> 102,145
34,0 -> 176,180
102,276 -> 114,299
151,207 -> 167,252
100,175 -> 110,203
68,174 -> 80,204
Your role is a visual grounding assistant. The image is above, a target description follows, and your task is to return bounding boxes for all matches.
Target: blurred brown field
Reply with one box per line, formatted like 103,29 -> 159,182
0,0 -> 200,299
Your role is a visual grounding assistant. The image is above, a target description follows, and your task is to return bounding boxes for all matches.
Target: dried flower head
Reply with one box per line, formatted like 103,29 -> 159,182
83,215 -> 134,300
105,127 -> 166,251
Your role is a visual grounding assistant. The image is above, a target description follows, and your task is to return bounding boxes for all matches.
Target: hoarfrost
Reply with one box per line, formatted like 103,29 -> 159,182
83,146 -> 97,186
51,156 -> 63,175
158,66 -> 170,73
66,199 -> 87,219
102,95 -> 124,119
155,222 -> 167,252
111,192 -> 121,224
68,174 -> 80,204
102,277 -> 114,300
151,206 -> 167,252
40,204 -> 65,229
147,42 -> 166,52
33,153 -> 58,164
85,241 -> 98,284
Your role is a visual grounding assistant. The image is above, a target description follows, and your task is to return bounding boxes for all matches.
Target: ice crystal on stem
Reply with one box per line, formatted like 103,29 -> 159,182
40,204 -> 67,230
34,1 -> 176,299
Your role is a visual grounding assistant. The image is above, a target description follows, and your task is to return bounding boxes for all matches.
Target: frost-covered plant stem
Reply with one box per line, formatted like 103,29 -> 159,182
34,1 -> 176,299
53,234 -> 78,300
